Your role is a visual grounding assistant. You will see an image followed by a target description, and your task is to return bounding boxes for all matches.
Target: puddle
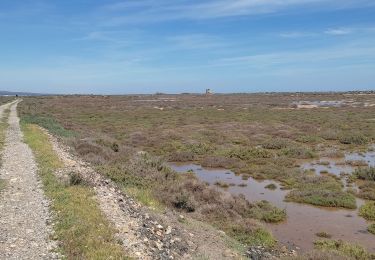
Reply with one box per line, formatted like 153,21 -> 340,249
291,100 -> 365,109
169,163 -> 375,253
300,149 -> 375,176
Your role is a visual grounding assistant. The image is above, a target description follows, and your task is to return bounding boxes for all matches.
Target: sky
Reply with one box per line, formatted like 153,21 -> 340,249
0,0 -> 375,94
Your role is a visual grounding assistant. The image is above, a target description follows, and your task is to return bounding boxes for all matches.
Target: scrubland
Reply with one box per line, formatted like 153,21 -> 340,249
18,92 -> 375,257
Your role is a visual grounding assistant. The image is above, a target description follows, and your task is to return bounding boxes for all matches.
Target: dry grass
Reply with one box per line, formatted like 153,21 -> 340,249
22,123 -> 128,259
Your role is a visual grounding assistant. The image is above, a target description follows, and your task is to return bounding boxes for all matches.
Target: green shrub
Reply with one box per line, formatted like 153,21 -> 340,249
286,189 -> 356,209
359,201 -> 375,221
185,143 -> 213,155
228,225 -> 275,247
250,200 -> 286,223
286,175 -> 356,209
314,239 -> 374,260
368,224 -> 375,235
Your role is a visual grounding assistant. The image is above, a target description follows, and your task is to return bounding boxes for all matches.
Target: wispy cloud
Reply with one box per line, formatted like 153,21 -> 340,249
279,31 -> 318,38
214,42 -> 375,69
167,34 -> 224,49
325,28 -> 352,35
100,0 -> 375,25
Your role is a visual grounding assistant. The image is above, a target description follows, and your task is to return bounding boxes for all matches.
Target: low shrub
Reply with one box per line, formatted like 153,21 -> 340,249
262,138 -> 290,149
286,189 -> 356,209
314,239 -> 374,260
173,193 -> 196,212
227,147 -> 273,160
185,142 -> 214,156
357,182 -> 375,200
359,201 -> 375,221
368,224 -> 375,235
214,181 -> 230,188
354,167 -> 375,181
339,133 -> 369,145
168,151 -> 196,162
279,146 -> 316,159
201,156 -> 243,169
346,160 -> 368,167
228,222 -> 275,247
69,172 -> 85,186
316,231 -> 332,238
285,175 -> 356,209
296,135 -> 322,144
254,201 -> 286,223
320,129 -> 340,141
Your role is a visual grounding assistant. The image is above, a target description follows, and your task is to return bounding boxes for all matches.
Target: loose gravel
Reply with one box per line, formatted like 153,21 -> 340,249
0,101 -> 58,260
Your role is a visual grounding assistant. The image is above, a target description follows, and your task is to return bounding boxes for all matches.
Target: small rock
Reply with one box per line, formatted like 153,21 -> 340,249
156,224 -> 163,229
165,226 -> 172,235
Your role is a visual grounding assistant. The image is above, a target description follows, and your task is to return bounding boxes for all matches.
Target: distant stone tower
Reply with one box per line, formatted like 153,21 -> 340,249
205,89 -> 213,95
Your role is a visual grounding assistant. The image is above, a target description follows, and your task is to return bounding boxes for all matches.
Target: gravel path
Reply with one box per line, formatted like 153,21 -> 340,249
0,101 -> 57,259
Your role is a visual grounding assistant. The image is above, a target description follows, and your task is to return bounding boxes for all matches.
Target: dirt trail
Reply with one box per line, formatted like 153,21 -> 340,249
0,101 -> 58,259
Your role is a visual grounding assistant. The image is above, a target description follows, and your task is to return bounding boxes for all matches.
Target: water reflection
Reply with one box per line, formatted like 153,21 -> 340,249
169,162 -> 375,252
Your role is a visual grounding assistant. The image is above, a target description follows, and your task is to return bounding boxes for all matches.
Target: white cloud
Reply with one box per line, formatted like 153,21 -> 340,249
325,28 -> 352,35
279,31 -> 318,38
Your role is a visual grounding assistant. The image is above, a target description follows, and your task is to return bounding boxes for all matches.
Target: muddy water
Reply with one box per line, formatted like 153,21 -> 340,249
169,162 -> 375,253
301,149 -> 375,176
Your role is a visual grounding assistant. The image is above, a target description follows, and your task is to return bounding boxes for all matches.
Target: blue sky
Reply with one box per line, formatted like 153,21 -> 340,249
0,0 -> 375,94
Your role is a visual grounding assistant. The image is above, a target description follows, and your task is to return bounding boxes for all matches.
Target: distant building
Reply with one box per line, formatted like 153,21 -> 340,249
206,89 -> 213,95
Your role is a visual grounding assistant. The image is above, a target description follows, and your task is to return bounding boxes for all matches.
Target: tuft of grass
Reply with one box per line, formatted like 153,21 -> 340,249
0,106 -> 11,191
0,108 -> 10,151
264,183 -> 277,190
316,231 -> 332,239
359,201 -> 375,221
22,124 -> 128,259
0,179 -> 5,192
314,239 -> 374,260
69,172 -> 86,186
21,115 -> 74,137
